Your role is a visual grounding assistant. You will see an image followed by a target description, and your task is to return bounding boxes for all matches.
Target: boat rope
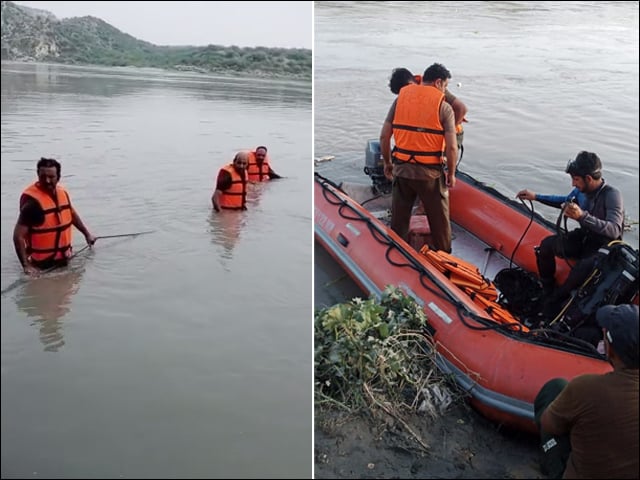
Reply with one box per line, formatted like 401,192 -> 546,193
315,172 -> 602,358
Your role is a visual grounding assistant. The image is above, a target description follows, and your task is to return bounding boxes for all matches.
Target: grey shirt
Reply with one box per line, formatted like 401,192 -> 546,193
579,180 -> 624,242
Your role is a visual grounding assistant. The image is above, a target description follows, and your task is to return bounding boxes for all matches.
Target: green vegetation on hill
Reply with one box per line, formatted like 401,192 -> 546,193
0,1 -> 311,79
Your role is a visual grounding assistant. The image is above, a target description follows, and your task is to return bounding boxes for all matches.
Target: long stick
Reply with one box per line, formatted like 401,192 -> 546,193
1,231 -> 154,296
0,245 -> 92,296
40,244 -> 92,274
0,278 -> 24,296
96,230 -> 155,240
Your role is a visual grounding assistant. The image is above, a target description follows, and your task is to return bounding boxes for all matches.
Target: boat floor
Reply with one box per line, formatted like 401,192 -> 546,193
340,182 -> 513,284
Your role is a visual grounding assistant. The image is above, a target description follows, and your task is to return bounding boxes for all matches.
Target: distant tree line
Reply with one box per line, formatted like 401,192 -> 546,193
1,1 -> 311,79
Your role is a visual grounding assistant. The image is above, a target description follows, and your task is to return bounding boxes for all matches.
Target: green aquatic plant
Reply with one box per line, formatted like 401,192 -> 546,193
314,285 -> 454,415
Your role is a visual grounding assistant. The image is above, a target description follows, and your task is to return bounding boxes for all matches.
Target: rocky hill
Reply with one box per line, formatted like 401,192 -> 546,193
0,1 -> 311,79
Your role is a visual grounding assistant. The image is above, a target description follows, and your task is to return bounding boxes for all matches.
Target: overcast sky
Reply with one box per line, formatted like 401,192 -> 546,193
14,1 -> 313,49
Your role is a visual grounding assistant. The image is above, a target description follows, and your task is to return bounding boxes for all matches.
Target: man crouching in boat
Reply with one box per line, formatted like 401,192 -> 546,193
379,62 -> 458,253
212,151 -> 249,212
516,151 -> 624,307
13,157 -> 96,276
535,304 -> 638,479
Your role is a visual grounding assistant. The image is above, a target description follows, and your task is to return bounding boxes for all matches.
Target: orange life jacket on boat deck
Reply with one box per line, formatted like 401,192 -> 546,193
22,182 -> 73,263
392,84 -> 446,166
247,151 -> 271,182
419,245 -> 498,301
418,245 -> 527,330
463,287 -> 530,332
219,164 -> 247,209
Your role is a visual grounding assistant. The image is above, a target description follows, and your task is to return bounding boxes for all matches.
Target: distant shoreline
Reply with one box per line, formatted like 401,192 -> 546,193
1,59 -> 311,82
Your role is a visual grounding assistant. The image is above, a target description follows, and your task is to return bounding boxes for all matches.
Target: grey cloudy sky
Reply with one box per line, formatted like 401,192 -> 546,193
14,1 -> 313,49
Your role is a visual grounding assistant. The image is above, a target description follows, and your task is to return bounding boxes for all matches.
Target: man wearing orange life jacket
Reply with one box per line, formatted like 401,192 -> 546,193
388,67 -> 468,218
13,157 -> 96,276
380,62 -> 459,253
388,67 -> 468,152
211,151 -> 249,211
246,146 -> 281,182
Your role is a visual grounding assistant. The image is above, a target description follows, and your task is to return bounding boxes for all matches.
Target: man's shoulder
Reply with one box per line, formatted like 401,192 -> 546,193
567,372 -> 616,394
441,99 -> 454,112
602,182 -> 622,196
19,193 -> 39,208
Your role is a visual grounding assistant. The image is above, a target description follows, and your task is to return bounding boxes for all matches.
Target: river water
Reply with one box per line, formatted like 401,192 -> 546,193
1,62 -> 312,478
314,0 -> 639,306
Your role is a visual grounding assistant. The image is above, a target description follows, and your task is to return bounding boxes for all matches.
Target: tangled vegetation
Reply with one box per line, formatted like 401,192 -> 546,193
315,286 -> 461,421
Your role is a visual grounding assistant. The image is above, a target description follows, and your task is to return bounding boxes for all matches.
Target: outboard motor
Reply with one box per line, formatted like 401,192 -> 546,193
364,139 -> 392,194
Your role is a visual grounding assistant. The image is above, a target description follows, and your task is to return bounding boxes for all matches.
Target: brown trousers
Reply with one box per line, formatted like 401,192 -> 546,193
390,175 -> 451,252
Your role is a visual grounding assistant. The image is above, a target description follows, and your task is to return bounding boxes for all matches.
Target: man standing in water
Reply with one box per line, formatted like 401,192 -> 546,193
212,151 -> 249,211
13,157 -> 96,275
247,145 -> 281,182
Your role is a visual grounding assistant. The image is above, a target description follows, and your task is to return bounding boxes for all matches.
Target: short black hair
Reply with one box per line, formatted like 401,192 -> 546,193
565,151 -> 602,179
255,146 -> 268,153
422,63 -> 452,83
37,157 -> 61,179
389,68 -> 415,95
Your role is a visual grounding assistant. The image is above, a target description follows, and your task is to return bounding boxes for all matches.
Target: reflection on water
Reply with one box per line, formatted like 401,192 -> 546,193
208,210 -> 248,269
207,183 -> 267,270
0,61 -> 311,108
14,266 -> 85,352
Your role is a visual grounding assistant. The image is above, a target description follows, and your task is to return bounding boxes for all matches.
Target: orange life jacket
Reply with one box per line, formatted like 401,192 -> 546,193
419,245 -> 498,301
247,151 -> 271,182
22,182 -> 73,263
418,245 -> 528,332
412,76 -> 463,135
392,84 -> 445,165
463,288 -> 530,333
219,164 -> 247,209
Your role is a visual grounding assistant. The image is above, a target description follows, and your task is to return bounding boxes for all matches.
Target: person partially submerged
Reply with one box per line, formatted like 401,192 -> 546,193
247,146 -> 281,182
212,151 -> 249,211
13,157 -> 96,275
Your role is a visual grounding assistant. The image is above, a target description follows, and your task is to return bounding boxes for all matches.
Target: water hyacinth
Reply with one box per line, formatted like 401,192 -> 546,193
315,285 -> 455,415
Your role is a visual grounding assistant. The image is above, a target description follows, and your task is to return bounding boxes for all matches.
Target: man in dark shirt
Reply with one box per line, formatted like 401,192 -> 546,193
536,304 -> 638,479
516,152 -> 624,314
14,157 -> 95,274
18,196 -> 46,227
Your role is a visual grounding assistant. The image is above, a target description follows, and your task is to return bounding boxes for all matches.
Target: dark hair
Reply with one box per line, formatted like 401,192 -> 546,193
389,68 -> 415,95
565,151 -> 602,179
37,157 -> 61,178
255,146 -> 268,153
422,63 -> 452,83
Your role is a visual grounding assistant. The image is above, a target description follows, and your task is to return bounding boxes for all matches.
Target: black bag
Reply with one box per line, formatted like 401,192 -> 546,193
493,267 -> 544,321
560,242 -> 639,331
